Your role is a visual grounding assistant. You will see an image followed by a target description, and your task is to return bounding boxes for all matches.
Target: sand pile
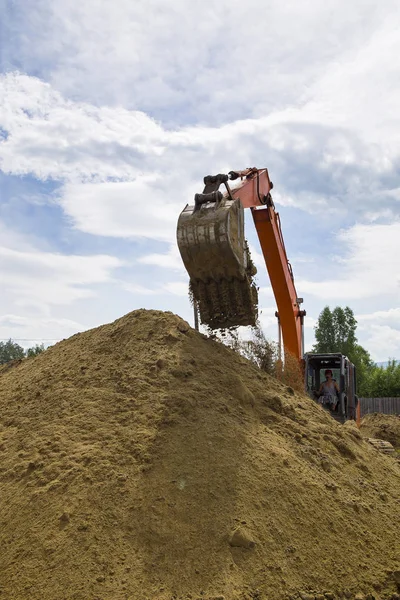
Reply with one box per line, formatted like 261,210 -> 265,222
360,414 -> 400,450
0,310 -> 399,600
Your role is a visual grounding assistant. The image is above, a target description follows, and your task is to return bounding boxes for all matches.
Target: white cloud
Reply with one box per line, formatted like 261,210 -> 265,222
357,308 -> 400,329
0,220 -> 37,252
0,314 -> 86,349
297,18 -> 400,144
0,224 -> 125,349
292,255 -> 316,265
258,286 -> 274,300
355,308 -> 400,361
304,316 -> 317,331
121,283 -> 159,296
247,244 -> 265,270
138,244 -> 184,271
60,179 -> 181,242
0,73 -> 165,181
1,70 -> 400,236
123,280 -> 188,297
359,325 -> 400,363
163,281 -> 188,297
0,244 -> 122,305
6,0 -> 398,128
297,221 -> 400,301
258,307 -> 278,331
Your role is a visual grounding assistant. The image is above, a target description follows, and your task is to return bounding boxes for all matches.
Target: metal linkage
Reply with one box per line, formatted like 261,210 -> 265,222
194,173 -> 236,212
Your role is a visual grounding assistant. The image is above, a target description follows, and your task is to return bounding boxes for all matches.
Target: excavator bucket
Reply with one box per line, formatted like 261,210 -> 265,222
177,179 -> 258,329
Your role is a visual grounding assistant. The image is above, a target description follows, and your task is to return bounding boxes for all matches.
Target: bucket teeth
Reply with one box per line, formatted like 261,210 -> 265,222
177,197 -> 258,329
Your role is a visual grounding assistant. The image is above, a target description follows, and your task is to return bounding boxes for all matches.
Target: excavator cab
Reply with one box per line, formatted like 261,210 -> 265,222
177,173 -> 258,329
305,353 -> 358,422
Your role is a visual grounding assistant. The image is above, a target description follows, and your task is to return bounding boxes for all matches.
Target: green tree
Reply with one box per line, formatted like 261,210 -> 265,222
363,360 -> 400,397
0,339 -> 25,364
313,306 -> 335,352
26,344 -> 46,358
350,343 -> 375,396
313,306 -> 358,356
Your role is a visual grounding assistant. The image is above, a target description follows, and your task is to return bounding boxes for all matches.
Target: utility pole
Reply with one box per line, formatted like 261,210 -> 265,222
193,301 -> 199,332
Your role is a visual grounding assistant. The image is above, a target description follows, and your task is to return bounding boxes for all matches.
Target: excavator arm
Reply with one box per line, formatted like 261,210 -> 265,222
177,168 -> 305,360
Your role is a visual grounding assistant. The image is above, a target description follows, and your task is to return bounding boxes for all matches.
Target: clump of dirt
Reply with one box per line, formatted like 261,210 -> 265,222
189,240 -> 258,330
360,413 -> 400,449
190,272 -> 258,330
0,310 -> 399,600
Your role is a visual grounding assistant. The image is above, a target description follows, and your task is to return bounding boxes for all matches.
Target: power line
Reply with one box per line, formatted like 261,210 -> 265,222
0,338 -> 61,341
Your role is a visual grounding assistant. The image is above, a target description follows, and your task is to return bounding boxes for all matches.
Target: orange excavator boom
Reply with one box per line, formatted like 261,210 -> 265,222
177,167 -> 305,360
229,168 -> 306,360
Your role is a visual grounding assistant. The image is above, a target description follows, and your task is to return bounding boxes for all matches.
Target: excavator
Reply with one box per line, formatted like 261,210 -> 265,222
177,167 -> 358,422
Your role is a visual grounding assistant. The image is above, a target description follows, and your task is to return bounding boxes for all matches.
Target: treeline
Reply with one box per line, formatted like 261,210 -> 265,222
362,359 -> 400,397
313,306 -> 400,397
0,339 -> 46,364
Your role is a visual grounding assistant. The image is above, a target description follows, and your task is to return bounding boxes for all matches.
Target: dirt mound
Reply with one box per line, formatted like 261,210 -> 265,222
0,310 -> 399,600
360,413 -> 400,449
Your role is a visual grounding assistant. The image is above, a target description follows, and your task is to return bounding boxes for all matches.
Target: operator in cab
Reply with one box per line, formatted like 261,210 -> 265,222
318,369 -> 339,411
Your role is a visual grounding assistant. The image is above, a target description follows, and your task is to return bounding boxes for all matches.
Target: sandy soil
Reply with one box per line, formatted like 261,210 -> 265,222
360,413 -> 400,449
0,310 -> 399,600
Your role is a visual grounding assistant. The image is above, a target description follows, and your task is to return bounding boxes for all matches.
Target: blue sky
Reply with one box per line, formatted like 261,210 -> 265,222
1,0 -> 400,361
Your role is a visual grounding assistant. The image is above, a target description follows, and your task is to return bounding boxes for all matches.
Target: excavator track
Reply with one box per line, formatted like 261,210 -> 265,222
177,186 -> 258,329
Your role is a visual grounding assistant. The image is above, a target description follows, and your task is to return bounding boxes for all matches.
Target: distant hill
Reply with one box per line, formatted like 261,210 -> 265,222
376,360 -> 399,368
